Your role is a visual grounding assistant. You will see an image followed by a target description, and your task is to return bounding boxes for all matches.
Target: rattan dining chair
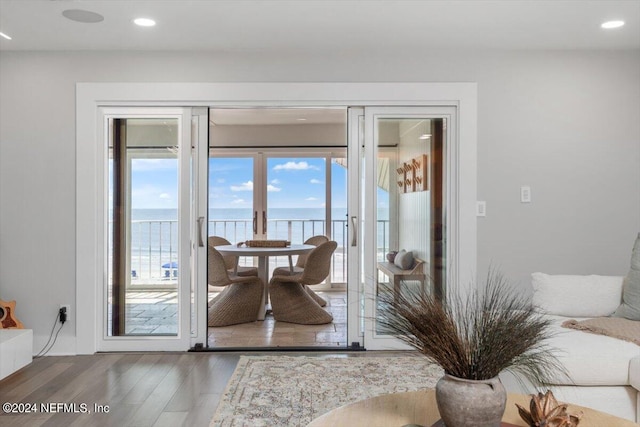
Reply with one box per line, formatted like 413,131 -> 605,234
268,240 -> 337,325
207,244 -> 264,327
271,234 -> 330,306
208,236 -> 258,277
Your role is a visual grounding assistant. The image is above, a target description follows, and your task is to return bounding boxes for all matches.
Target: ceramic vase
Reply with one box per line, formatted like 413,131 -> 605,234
435,374 -> 506,427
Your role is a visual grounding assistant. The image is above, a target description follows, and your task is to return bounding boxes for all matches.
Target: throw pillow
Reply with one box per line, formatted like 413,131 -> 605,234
531,272 -> 624,317
394,249 -> 414,270
614,233 -> 640,320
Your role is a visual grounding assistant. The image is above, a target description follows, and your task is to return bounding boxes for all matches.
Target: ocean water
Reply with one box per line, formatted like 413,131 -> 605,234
123,208 -> 352,280
116,208 -> 388,280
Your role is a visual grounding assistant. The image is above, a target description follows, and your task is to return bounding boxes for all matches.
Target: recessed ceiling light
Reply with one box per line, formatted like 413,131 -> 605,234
62,9 -> 104,23
134,18 -> 156,27
296,118 -> 307,121
0,32 -> 11,40
601,20 -> 625,29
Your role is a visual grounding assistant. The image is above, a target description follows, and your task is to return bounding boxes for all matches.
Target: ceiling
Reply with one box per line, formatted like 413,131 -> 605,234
0,0 -> 638,52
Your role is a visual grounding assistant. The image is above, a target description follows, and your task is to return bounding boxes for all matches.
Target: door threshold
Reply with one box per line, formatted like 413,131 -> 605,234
190,344 -> 365,352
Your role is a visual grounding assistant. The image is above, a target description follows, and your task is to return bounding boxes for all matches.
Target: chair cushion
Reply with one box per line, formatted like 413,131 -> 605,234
394,250 -> 414,270
531,272 -> 623,317
614,233 -> 640,320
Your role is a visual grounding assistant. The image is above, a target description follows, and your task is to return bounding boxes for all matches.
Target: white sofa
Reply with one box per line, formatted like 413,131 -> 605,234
500,273 -> 640,422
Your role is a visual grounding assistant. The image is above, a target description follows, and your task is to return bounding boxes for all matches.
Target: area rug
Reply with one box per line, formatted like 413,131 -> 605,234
210,355 -> 443,427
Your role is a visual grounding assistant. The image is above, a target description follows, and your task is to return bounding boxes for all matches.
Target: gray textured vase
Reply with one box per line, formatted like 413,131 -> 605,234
435,374 -> 506,427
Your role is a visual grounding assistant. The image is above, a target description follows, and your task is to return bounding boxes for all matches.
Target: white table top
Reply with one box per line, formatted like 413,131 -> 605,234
214,243 -> 315,257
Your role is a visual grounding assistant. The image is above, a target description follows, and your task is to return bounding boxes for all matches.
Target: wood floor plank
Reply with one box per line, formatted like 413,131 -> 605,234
125,354 -> 198,426
3,360 -> 74,401
0,351 -> 386,427
152,411 -> 189,427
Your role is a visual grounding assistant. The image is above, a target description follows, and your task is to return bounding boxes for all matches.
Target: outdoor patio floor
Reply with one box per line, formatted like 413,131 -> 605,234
207,290 -> 347,348
123,290 -> 347,347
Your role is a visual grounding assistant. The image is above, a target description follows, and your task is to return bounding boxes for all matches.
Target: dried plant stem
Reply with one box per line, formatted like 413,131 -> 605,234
376,269 -> 566,384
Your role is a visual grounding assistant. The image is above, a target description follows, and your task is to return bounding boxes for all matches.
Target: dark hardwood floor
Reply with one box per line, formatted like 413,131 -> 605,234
0,351 -> 404,426
0,352 -> 240,427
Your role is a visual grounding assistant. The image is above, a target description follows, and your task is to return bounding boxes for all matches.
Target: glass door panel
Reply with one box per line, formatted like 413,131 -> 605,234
265,156 -> 326,275
363,108 -> 448,350
107,115 -> 187,340
208,156 -> 256,244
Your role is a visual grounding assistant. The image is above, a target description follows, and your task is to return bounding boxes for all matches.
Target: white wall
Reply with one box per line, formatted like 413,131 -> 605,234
1,49 -> 638,353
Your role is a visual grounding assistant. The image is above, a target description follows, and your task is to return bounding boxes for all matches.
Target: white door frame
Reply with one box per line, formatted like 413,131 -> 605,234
76,82 -> 477,354
96,107 -> 195,352
362,106 -> 457,350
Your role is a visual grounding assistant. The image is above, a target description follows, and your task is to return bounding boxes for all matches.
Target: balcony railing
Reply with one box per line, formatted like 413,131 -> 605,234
127,218 -> 390,284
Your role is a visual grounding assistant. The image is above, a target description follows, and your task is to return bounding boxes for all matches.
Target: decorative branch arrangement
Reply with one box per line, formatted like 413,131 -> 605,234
376,269 -> 566,384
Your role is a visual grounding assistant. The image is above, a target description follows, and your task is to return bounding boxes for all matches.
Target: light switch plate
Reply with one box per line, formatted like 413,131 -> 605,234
520,186 -> 531,203
476,201 -> 486,217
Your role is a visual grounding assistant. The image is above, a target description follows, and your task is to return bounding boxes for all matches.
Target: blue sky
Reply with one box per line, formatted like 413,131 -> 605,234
210,157 -> 347,210
125,156 -> 347,210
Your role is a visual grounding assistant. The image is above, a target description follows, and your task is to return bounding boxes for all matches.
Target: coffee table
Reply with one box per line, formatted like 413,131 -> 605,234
307,389 -> 638,427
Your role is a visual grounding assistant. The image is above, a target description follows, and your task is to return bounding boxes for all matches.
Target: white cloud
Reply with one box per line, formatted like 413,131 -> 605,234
230,181 -> 253,192
273,161 -> 319,171
267,184 -> 281,192
271,178 -> 281,184
130,184 -> 176,208
231,198 -> 245,204
216,178 -> 226,184
310,178 -> 322,184
306,197 -> 317,201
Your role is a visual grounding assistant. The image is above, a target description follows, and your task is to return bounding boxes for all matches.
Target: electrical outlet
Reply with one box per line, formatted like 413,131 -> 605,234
520,186 -> 531,203
60,304 -> 71,323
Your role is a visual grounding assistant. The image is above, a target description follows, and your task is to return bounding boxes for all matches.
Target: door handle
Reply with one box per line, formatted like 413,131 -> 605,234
197,216 -> 205,247
253,211 -> 258,234
350,216 -> 357,246
262,210 -> 267,234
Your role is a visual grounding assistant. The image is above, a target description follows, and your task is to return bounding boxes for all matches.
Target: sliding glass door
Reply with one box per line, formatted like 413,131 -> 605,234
208,152 -> 347,285
360,107 -> 453,350
100,107 -> 206,351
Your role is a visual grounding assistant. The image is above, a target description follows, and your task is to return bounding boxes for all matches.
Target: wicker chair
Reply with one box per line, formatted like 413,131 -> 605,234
207,245 -> 264,327
208,236 -> 258,277
272,235 -> 329,306
269,240 -> 336,325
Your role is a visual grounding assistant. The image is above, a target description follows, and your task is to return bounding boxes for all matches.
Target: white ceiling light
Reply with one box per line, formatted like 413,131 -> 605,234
134,18 -> 156,27
0,32 -> 12,40
62,9 -> 104,23
601,20 -> 625,29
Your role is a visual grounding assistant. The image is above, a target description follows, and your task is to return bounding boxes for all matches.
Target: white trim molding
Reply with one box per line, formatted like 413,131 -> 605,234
76,82 -> 477,354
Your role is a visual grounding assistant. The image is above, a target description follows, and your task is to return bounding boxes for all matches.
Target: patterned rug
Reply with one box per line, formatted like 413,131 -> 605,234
210,355 -> 443,427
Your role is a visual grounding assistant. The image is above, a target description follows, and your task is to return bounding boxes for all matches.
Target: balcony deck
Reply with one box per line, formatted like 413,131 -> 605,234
121,290 -> 347,347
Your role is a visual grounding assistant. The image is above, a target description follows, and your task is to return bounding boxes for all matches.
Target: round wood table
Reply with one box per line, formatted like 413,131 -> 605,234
307,389 -> 638,427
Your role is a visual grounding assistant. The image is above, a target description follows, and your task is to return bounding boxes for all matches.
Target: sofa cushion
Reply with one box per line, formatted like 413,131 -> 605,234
532,273 -> 623,317
543,315 -> 639,386
630,356 -> 640,392
614,233 -> 640,321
